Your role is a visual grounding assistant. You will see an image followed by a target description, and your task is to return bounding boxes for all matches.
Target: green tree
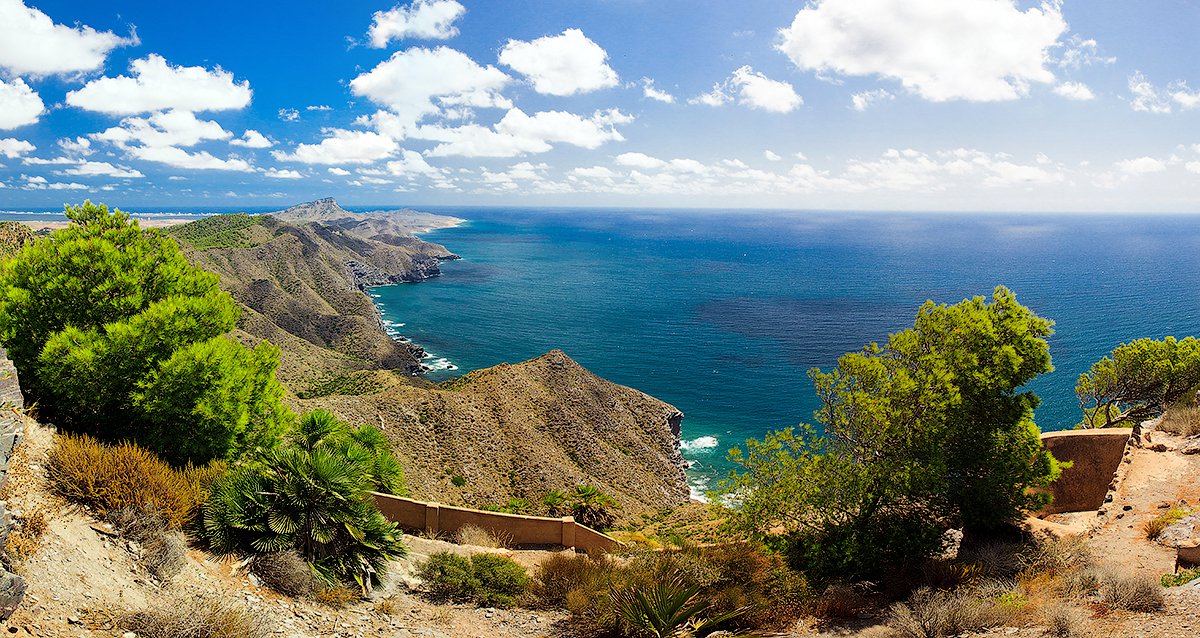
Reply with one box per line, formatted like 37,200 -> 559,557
202,415 -> 408,591
0,201 -> 287,463
1076,336 -> 1200,429
719,287 -> 1064,579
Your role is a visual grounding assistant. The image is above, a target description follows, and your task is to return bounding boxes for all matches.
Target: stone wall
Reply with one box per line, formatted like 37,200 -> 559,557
0,349 -> 26,619
371,492 -> 621,554
1037,428 -> 1132,515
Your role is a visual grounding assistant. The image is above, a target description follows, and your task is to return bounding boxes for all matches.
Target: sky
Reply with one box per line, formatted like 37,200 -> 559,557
2,0 -> 1200,212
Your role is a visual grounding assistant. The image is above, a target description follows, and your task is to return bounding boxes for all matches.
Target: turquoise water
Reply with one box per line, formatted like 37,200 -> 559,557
369,209 -> 1200,496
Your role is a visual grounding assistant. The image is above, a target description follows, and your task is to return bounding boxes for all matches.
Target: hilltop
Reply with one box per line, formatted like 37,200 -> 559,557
166,203 -> 689,521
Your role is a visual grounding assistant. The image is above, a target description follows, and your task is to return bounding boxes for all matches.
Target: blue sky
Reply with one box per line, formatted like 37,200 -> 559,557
2,0 -> 1200,212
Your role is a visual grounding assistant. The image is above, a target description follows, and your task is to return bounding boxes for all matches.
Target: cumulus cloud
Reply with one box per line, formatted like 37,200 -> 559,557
230,130 -> 273,148
66,55 -> 252,114
777,0 -> 1067,102
328,167 -> 351,176
763,150 -> 781,161
0,0 -> 133,76
0,137 -> 34,158
641,77 -> 675,103
0,79 -> 44,129
368,0 -> 466,46
1055,35 -> 1116,70
263,168 -> 303,179
843,148 -> 1064,191
1115,156 -> 1167,174
128,145 -> 252,171
1127,72 -> 1200,114
690,66 -> 801,113
62,160 -> 143,178
278,108 -> 300,122
614,152 -> 667,170
92,110 -> 232,149
1053,82 -> 1095,101
272,129 -> 399,164
499,29 -> 619,96
351,46 -> 510,133
306,104 -> 332,111
421,107 -> 631,157
851,89 -> 894,111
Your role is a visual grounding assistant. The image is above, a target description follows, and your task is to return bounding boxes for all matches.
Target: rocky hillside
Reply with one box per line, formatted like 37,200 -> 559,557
169,204 -> 690,520
301,350 -> 689,521
166,208 -> 457,383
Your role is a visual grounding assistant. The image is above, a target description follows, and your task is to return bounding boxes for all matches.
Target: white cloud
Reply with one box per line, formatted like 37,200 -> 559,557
1127,72 -> 1200,114
272,129 -> 399,164
844,148 -> 1064,191
641,77 -> 675,103
58,137 -> 92,155
0,0 -> 133,76
230,130 -> 273,148
305,104 -> 332,111
63,160 -> 143,178
778,0 -> 1067,102
1115,156 -> 1166,175
278,108 -> 300,122
0,78 -> 44,129
66,55 -> 252,114
384,150 -> 441,177
729,66 -> 802,112
690,67 -> 801,113
1053,82 -> 1095,101
1055,35 -> 1115,70
1185,161 -> 1200,175
763,150 -> 781,162
499,29 -> 618,96
851,88 -> 895,111
92,110 -> 231,149
0,137 -> 34,158
351,46 -> 510,133
20,174 -> 88,190
614,152 -> 667,170
328,167 -> 351,176
263,168 -> 303,179
421,108 -> 631,158
368,0 -> 466,46
128,145 -> 252,171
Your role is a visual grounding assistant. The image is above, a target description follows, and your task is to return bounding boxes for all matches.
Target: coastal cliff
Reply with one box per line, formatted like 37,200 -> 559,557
169,202 -> 690,520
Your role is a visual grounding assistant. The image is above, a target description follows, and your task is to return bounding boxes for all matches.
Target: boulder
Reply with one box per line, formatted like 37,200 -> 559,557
1181,436 -> 1200,455
0,569 -> 24,621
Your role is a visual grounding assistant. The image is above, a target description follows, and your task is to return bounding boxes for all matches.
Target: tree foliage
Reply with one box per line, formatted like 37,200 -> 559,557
0,201 -> 287,464
1076,336 -> 1200,429
719,286 -> 1064,580
202,410 -> 408,591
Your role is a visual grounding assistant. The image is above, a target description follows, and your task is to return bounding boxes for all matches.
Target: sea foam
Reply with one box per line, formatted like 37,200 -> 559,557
680,436 -> 719,452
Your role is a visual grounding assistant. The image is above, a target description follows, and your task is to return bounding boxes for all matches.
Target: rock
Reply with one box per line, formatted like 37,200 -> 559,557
248,573 -> 261,588
1179,539 -> 1200,567
1149,443 -> 1169,452
0,571 -> 24,621
1123,505 -> 1133,511
1158,514 -> 1200,546
1182,437 -> 1200,455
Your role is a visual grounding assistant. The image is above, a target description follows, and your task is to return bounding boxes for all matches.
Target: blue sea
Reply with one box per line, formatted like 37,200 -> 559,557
371,208 -> 1200,497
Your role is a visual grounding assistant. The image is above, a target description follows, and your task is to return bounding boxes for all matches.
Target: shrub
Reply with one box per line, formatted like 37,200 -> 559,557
0,201 -> 288,464
1162,566 -> 1200,587
1142,506 -> 1189,540
886,587 -> 1009,638
1043,603 -> 1089,638
470,553 -> 531,608
314,586 -> 358,608
251,551 -> 316,597
613,574 -> 745,638
457,524 -> 508,549
531,553 -> 613,609
1158,406 -> 1200,437
417,552 -> 480,601
417,552 -> 530,608
48,434 -> 220,528
141,532 -> 187,581
202,443 -> 406,591
119,593 -> 269,638
1100,571 -> 1164,612
571,485 -> 619,530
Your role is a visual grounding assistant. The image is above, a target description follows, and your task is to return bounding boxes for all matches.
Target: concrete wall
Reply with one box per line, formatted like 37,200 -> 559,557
1037,428 -> 1131,515
372,492 -> 621,554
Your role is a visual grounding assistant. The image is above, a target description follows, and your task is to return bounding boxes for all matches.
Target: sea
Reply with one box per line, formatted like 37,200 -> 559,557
370,208 -> 1200,499
9,206 -> 1198,498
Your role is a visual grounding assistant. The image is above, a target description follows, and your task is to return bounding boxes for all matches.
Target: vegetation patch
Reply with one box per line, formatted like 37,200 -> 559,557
118,592 -> 269,638
417,551 -> 531,608
1142,505 -> 1190,540
1161,566 -> 1200,586
1159,406 -> 1200,437
166,213 -> 265,250
251,551 -> 317,597
297,370 -> 386,398
48,433 -> 222,528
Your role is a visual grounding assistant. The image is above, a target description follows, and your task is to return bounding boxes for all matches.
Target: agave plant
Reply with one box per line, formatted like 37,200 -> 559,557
612,574 -> 746,638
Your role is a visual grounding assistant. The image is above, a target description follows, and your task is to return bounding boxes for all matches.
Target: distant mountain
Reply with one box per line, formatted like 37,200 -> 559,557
272,197 -> 465,243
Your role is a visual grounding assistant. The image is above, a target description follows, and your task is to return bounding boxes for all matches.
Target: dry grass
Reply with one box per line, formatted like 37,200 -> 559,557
455,524 -> 510,548
1099,570 -> 1164,612
1142,506 -> 1190,540
119,593 -> 269,638
886,586 -> 1013,638
47,433 -> 222,528
315,585 -> 358,608
1158,406 -> 1200,437
5,508 -> 48,560
250,551 -> 316,598
814,582 -> 869,618
373,596 -> 397,616
106,504 -> 186,580
1043,603 -> 1091,638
